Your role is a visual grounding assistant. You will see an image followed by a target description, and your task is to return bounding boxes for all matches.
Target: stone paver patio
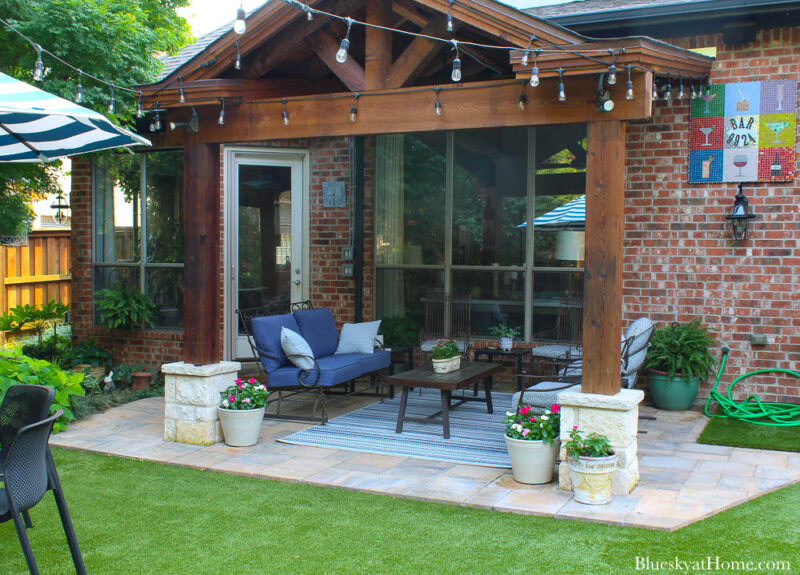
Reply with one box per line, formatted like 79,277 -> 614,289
51,396 -> 800,532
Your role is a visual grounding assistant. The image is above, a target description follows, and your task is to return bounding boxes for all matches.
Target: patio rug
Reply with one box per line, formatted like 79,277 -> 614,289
278,389 -> 512,467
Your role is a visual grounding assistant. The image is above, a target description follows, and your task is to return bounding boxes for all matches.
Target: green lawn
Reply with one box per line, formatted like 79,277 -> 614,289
1,449 -> 798,574
698,409 -> 800,452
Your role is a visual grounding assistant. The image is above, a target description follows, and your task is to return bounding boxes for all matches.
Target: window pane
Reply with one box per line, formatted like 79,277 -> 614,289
451,270 -> 524,337
532,270 -> 584,339
145,151 -> 184,263
452,127 -> 527,266
93,266 -> 140,325
533,124 -> 586,268
375,268 -> 444,327
93,155 -> 141,263
375,133 -> 446,265
147,267 -> 184,329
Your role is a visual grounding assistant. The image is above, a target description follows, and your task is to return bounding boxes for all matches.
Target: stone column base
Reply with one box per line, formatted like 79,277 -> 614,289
557,388 -> 644,495
162,361 -> 241,445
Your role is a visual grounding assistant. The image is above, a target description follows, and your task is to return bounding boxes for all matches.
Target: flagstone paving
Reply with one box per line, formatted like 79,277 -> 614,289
51,397 -> 800,532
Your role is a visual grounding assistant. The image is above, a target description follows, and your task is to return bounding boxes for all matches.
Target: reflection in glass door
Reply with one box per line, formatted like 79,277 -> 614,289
227,150 -> 305,359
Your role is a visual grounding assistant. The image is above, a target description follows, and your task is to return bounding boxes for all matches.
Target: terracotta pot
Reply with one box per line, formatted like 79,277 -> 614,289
217,406 -> 266,447
567,451 -> 618,505
505,436 -> 560,484
432,356 -> 460,374
131,371 -> 152,392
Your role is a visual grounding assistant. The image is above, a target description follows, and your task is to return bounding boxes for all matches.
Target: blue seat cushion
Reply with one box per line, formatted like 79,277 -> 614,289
335,350 -> 391,374
293,308 -> 339,358
267,354 -> 365,389
251,314 -> 301,372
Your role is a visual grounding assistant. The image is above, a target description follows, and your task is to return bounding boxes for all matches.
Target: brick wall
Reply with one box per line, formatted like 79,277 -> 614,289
625,27 -> 800,403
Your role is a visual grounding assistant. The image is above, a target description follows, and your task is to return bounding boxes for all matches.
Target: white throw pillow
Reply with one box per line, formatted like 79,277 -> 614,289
280,327 -> 315,370
335,320 -> 381,355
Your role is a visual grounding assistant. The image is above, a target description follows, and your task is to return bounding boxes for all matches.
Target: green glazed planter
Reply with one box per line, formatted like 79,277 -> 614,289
648,370 -> 699,411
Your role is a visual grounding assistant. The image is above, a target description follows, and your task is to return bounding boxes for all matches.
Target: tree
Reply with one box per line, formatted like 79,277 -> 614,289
0,0 -> 193,237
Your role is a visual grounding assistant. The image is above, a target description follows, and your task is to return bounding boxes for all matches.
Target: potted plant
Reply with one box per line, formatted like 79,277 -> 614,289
64,339 -> 111,382
488,323 -> 521,351
95,284 -> 157,363
431,338 -> 461,374
644,319 -> 715,411
564,427 -> 618,505
503,403 -> 560,484
217,377 -> 270,447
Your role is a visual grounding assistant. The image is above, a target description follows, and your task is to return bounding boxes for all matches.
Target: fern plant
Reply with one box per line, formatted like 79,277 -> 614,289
644,319 -> 715,379
96,284 -> 157,331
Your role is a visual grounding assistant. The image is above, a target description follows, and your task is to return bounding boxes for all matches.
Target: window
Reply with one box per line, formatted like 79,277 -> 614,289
93,151 -> 184,329
375,126 -> 586,340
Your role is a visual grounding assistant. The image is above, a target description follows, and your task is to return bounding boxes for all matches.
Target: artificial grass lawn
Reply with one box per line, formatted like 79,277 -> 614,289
698,408 -> 800,452
2,450 -> 798,575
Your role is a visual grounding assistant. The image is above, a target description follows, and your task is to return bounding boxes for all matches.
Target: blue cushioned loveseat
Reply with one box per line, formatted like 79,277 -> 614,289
247,307 -> 391,422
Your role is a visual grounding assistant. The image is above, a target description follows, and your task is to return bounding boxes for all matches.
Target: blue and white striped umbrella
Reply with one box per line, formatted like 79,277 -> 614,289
518,195 -> 585,230
0,72 -> 150,162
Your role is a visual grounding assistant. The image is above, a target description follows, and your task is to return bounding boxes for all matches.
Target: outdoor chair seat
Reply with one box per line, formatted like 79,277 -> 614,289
530,344 -> 582,360
266,352 -> 390,388
334,351 -> 392,374
511,381 -> 582,412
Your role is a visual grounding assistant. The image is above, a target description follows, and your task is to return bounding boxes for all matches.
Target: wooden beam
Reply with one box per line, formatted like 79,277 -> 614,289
385,16 -> 450,88
392,0 -> 428,27
365,0 -> 393,90
4,273 -> 70,285
149,75 -> 651,147
307,28 -> 366,92
183,143 -> 221,365
581,120 -> 626,396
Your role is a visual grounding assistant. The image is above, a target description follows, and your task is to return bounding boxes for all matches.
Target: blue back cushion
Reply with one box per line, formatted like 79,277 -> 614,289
251,314 -> 301,372
294,308 -> 339,358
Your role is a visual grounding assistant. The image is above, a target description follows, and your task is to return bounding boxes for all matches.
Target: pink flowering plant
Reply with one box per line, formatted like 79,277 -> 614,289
431,338 -> 460,360
219,378 -> 269,410
503,404 -> 560,443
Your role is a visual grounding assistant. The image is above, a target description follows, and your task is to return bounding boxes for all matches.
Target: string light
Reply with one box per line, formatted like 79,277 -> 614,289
521,36 -> 534,67
450,41 -> 462,82
234,3 -> 246,35
434,87 -> 442,116
178,76 -> 186,103
75,71 -> 83,103
350,93 -> 359,122
625,66 -> 634,100
136,92 -> 144,118
282,99 -> 290,125
663,73 -> 672,102
518,81 -> 527,111
108,87 -> 115,114
529,50 -> 540,87
557,68 -> 566,102
336,17 -> 353,63
678,73 -> 685,99
235,42 -> 241,71
652,80 -> 658,101
304,1 -> 313,21
218,99 -> 225,126
33,44 -> 44,81
446,0 -> 455,32
690,83 -> 697,99
150,103 -> 162,132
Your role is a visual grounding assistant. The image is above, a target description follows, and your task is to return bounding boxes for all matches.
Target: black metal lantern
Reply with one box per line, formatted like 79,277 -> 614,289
50,192 -> 70,225
725,183 -> 756,241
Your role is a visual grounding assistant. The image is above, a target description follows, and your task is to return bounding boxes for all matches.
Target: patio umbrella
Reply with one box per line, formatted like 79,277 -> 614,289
0,72 -> 150,162
518,195 -> 585,230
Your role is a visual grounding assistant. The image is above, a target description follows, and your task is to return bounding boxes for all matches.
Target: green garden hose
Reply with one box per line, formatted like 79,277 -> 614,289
704,347 -> 800,426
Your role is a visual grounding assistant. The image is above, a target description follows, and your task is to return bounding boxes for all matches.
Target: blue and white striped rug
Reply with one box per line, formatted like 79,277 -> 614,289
279,389 -> 512,468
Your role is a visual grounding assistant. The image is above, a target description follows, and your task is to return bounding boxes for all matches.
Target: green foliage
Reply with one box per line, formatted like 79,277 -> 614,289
504,404 -> 560,443
0,192 -> 36,239
431,338 -> 460,360
0,300 -> 69,345
111,363 -> 146,388
644,319 -> 715,379
487,323 -> 521,339
62,339 -> 111,368
96,284 -> 157,330
0,349 -> 85,433
564,427 -> 613,459
219,377 -> 270,410
378,316 -> 421,348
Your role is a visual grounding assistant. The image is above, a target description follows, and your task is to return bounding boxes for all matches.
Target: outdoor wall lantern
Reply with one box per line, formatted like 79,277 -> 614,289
50,192 -> 70,225
725,183 -> 756,240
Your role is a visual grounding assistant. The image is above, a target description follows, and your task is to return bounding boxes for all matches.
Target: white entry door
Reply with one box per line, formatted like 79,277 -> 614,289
225,148 -> 307,360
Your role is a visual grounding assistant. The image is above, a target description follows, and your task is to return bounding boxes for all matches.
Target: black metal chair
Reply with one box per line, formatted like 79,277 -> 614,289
0,409 -> 86,575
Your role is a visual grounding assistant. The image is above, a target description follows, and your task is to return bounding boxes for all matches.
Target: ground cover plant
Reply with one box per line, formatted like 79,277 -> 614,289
1,449 -> 797,574
698,408 -> 800,452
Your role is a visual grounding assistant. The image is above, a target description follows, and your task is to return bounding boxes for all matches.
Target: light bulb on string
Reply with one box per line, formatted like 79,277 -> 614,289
154,111 -> 161,131
450,41 -> 461,82
282,99 -> 289,126
625,65 -> 634,100
350,93 -> 359,122
336,18 -> 353,63
136,92 -> 144,118
218,99 -> 225,126
178,76 -> 186,103
446,0 -> 455,32
557,68 -> 566,102
529,50 -> 540,87
663,73 -> 672,102
233,4 -> 246,35
434,88 -> 442,117
304,1 -> 313,21
678,73 -> 685,99
520,35 -> 534,67
235,42 -> 241,71
652,79 -> 658,101
518,82 -> 527,111
107,87 -> 115,114
690,83 -> 697,99
705,77 -> 712,97
75,71 -> 83,103
33,44 -> 44,81
608,64 -> 617,86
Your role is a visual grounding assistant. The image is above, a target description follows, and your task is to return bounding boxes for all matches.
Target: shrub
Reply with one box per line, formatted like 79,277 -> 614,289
96,284 -> 157,330
378,316 -> 421,348
63,339 -> 111,368
644,319 -> 715,379
0,350 -> 85,433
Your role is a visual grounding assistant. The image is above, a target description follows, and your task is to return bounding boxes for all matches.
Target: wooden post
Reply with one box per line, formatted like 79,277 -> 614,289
581,120 -> 626,395
365,0 -> 392,90
183,143 -> 220,365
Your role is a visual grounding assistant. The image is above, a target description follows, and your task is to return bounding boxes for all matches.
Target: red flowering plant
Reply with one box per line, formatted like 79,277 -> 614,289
503,404 -> 560,443
219,378 -> 269,410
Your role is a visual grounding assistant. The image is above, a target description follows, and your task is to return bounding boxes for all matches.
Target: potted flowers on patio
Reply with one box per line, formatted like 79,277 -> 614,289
503,403 -> 561,484
217,377 -> 270,447
431,338 -> 461,374
564,426 -> 618,505
488,323 -> 521,351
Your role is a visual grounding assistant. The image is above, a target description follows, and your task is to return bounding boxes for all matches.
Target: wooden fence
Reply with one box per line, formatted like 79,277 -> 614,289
0,230 -> 71,316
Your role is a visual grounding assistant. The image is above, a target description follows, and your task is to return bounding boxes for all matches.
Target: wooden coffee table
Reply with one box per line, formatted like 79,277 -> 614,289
387,361 -> 503,439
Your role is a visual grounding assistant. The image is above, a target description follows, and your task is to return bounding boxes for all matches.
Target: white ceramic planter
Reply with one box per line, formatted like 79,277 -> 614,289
432,356 -> 460,374
217,406 -> 266,447
505,436 -> 560,484
499,337 -> 513,351
567,452 -> 619,505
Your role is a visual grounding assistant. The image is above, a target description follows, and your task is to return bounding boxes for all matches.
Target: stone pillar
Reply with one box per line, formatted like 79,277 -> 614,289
162,361 -> 241,445
557,388 -> 644,495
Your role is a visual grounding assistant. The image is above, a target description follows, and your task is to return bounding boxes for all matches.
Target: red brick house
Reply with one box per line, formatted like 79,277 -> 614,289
69,0 -> 799,402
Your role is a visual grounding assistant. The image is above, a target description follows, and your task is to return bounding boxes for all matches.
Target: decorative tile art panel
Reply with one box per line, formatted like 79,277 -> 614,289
689,80 -> 796,183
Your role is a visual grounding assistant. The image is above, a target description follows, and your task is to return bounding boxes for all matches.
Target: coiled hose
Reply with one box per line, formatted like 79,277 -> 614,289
704,347 -> 800,426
